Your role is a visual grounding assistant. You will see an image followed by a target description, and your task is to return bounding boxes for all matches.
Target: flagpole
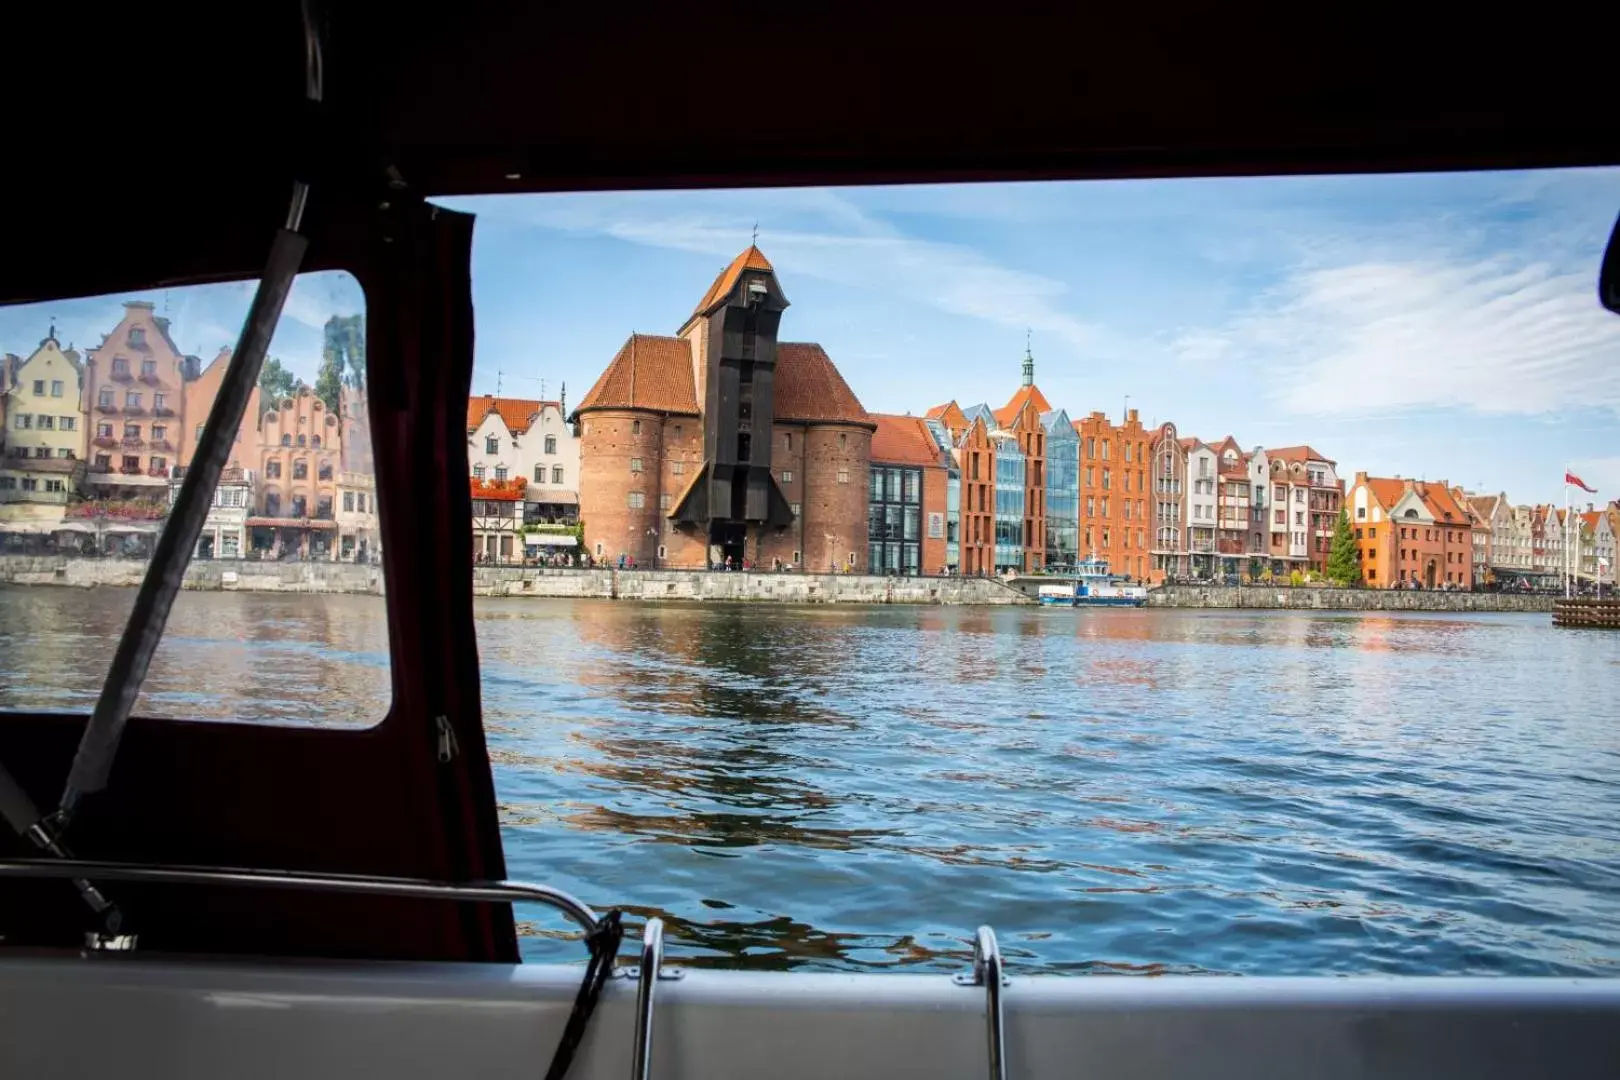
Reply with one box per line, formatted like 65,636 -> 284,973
1564,471 -> 1572,599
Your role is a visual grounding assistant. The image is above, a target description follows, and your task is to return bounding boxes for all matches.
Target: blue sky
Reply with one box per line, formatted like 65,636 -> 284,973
5,169 -> 1617,507
443,168 -> 1620,506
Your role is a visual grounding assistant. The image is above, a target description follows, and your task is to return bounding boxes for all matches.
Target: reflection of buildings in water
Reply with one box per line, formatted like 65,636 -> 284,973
519,901 -> 962,973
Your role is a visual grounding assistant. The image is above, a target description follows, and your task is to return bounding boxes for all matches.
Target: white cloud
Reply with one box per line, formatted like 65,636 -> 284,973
464,190 -> 1107,354
1173,253 -> 1620,418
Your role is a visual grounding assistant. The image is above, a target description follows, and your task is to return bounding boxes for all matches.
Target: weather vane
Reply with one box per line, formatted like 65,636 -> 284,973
752,222 -> 759,246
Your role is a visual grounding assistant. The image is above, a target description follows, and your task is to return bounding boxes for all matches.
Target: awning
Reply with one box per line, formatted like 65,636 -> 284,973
246,517 -> 339,530
51,521 -> 98,534
530,489 -> 579,505
526,533 -> 578,547
87,472 -> 168,487
103,522 -> 162,534
0,459 -> 80,475
0,521 -> 62,534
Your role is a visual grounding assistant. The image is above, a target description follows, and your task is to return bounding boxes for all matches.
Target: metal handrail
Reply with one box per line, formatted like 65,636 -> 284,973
633,917 -> 664,1080
0,857 -> 599,936
953,924 -> 1007,1080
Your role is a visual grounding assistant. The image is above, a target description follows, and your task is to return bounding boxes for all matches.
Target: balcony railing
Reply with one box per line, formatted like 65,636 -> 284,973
150,439 -> 174,453
110,369 -> 133,382
147,466 -> 168,478
122,404 -> 145,416
1216,539 -> 1246,554
92,435 -> 117,448
120,437 -> 145,449
138,371 -> 161,385
95,402 -> 118,414
119,466 -> 143,476
89,462 -> 111,473
153,405 -> 176,417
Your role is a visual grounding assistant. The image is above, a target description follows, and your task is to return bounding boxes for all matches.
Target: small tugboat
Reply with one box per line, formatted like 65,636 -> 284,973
1038,557 -> 1149,607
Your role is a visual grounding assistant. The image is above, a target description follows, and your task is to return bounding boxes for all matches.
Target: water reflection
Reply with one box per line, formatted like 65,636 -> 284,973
3,587 -> 1618,976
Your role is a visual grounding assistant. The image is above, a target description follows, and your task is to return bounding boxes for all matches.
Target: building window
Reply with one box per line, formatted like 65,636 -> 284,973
544,435 -> 557,455
485,436 -> 498,454
631,419 -> 642,435
839,433 -> 847,450
50,379 -> 63,397
122,455 -> 140,472
293,460 -> 308,480
534,466 -> 544,483
791,502 -> 801,518
552,465 -> 564,484
129,327 -> 146,347
630,457 -> 643,473
660,493 -> 672,510
344,491 -> 355,511
112,358 -> 129,377
837,469 -> 849,484
297,434 -> 307,447
37,415 -> 54,430
266,460 -> 282,478
20,478 -> 37,491
657,545 -> 667,560
473,464 -> 486,479
123,422 -> 141,438
126,391 -> 143,409
781,469 -> 793,484
495,466 -> 508,481
141,359 -> 157,379
281,434 -> 292,446
13,414 -> 30,430
628,491 -> 645,509
32,379 -> 45,395
151,457 -> 167,473
784,433 -> 793,452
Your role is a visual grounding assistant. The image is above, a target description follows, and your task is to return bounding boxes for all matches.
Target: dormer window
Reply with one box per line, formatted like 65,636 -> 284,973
128,328 -> 146,347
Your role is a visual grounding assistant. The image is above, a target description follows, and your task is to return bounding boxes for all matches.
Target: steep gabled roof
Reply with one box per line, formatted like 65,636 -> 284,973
775,342 -> 871,426
993,383 -> 1052,428
467,394 -> 552,435
690,245 -> 775,320
574,334 -> 699,416
1360,476 -> 1409,514
1266,444 -> 1334,465
871,413 -> 943,466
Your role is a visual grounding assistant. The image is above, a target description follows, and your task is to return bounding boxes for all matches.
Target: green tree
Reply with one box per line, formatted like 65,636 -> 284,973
314,349 -> 343,414
258,356 -> 300,414
1326,506 -> 1360,585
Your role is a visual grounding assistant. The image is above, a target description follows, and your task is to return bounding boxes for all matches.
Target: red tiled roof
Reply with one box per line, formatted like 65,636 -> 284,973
1416,481 -> 1466,522
692,245 -> 775,318
467,395 -> 554,436
925,401 -> 955,420
993,384 -> 1052,428
1266,444 -> 1334,465
870,413 -> 943,467
775,342 -> 871,426
1360,476 -> 1408,514
574,334 -> 699,416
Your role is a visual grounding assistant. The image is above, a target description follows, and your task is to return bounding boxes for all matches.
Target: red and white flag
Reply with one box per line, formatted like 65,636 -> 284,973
1566,471 -> 1597,493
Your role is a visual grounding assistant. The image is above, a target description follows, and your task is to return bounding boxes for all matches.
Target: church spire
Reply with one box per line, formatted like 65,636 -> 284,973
1021,329 -> 1034,387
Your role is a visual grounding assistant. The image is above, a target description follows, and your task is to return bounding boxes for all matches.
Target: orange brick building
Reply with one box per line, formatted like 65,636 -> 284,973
869,413 -> 948,575
1348,473 -> 1477,589
1075,407 -> 1152,582
573,246 -> 874,571
992,357 -> 1050,572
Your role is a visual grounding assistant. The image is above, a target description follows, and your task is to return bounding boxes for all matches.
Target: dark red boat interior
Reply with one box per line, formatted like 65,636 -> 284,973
0,4 -> 1614,961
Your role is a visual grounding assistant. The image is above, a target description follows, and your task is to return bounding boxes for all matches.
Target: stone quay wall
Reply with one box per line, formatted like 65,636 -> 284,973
471,567 -> 1031,605
1148,584 -> 1555,613
0,556 -> 1029,605
0,555 -> 385,595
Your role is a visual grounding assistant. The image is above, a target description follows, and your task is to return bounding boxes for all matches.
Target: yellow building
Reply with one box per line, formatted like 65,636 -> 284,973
2,328 -> 88,532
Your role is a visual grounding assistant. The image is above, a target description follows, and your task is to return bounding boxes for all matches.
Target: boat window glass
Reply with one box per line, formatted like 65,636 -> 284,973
0,272 -> 388,727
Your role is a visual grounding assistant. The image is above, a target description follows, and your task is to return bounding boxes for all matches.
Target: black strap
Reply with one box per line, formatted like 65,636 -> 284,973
544,909 -> 624,1080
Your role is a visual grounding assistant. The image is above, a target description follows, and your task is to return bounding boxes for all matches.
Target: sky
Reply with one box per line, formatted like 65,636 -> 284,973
4,168 -> 1617,507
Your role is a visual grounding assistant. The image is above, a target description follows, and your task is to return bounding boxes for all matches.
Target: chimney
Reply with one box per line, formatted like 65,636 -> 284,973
1354,470 -> 1367,485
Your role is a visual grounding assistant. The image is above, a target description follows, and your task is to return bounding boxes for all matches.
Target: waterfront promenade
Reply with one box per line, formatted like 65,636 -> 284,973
0,555 -> 1561,610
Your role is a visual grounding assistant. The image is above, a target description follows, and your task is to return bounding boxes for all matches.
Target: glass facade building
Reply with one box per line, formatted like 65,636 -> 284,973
868,464 -> 923,575
993,436 -> 1025,573
1042,411 -> 1079,570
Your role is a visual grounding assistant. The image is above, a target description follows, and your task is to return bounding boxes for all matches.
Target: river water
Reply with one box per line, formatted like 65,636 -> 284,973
2,587 -> 1618,976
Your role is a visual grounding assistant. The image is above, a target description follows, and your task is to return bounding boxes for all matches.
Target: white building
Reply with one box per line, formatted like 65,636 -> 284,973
170,467 -> 256,558
1181,438 -> 1217,575
467,394 -> 580,523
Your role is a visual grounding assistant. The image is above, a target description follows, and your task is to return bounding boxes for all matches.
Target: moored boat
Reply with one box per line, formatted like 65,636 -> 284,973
1041,558 -> 1148,607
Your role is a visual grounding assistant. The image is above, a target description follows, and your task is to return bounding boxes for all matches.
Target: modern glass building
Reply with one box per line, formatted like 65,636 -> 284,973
1041,409 -> 1079,570
867,463 -> 923,574
993,434 -> 1025,573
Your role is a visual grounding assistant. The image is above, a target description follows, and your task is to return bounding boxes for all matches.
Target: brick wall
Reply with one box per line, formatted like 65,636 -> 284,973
768,423 -> 870,573
579,409 -> 668,566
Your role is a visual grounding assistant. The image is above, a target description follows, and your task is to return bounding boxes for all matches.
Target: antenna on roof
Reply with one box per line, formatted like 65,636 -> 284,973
752,222 -> 760,246
495,369 -> 503,396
